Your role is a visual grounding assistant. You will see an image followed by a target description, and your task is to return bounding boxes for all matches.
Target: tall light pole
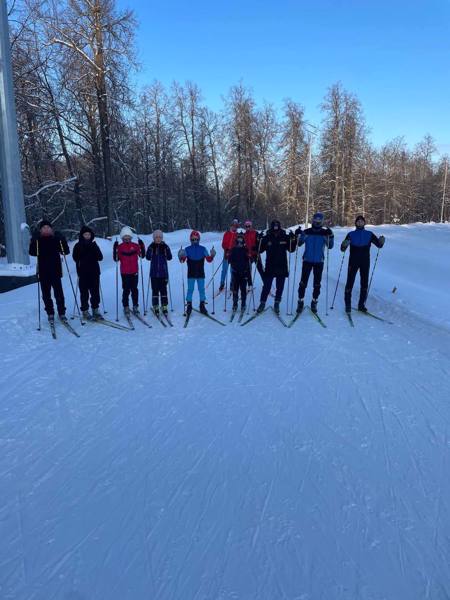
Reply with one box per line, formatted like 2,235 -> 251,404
0,0 -> 30,265
304,124 -> 318,227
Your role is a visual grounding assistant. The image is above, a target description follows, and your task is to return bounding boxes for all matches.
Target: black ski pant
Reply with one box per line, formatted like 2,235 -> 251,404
260,275 -> 285,303
40,276 -> 66,316
298,261 -> 324,300
121,273 -> 139,308
151,277 -> 168,307
248,256 -> 265,286
344,261 -> 369,308
79,273 -> 100,311
231,272 -> 248,307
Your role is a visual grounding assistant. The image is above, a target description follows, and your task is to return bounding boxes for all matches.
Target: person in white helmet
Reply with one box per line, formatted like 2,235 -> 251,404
113,226 -> 146,315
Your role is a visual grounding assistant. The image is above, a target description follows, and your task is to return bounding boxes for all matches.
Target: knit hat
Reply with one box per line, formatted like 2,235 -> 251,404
355,215 -> 366,225
120,226 -> 134,239
190,230 -> 201,240
39,219 -> 52,230
244,220 -> 252,227
79,225 -> 95,241
153,229 -> 163,241
270,219 -> 281,230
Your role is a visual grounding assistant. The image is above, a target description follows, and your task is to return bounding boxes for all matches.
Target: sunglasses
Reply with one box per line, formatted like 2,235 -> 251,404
191,237 -> 199,241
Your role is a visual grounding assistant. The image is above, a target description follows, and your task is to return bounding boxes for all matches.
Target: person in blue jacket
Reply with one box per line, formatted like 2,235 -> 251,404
178,230 -> 216,315
145,229 -> 172,316
341,215 -> 385,313
295,212 -> 334,314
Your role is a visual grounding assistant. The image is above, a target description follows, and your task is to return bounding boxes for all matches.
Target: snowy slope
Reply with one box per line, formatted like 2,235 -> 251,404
0,224 -> 449,600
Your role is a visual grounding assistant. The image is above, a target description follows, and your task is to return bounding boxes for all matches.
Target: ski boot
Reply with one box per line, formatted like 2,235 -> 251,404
311,299 -> 318,314
358,304 -> 368,313
274,301 -> 280,314
256,301 -> 266,314
219,283 -> 225,292
199,301 -> 208,315
92,308 -> 102,320
132,305 -> 140,316
153,305 -> 160,317
296,299 -> 304,314
59,312 -> 68,323
241,302 -> 246,312
48,314 -> 55,324
186,301 -> 192,315
162,304 -> 169,316
345,303 -> 351,314
124,306 -> 131,316
82,310 -> 91,320
232,301 -> 238,311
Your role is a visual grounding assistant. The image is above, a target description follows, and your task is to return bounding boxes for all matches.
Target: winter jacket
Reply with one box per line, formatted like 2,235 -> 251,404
342,229 -> 383,264
298,226 -> 334,263
29,232 -> 70,280
114,240 -> 145,275
181,244 -> 213,279
146,242 -> 172,278
72,226 -> 103,277
222,230 -> 238,257
260,229 -> 296,277
229,246 -> 251,277
244,229 -> 258,257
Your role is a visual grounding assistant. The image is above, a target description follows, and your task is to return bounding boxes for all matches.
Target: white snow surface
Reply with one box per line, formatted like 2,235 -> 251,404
0,223 -> 449,600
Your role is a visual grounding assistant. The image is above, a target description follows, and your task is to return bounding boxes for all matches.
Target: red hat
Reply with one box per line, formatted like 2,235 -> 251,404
190,230 -> 201,240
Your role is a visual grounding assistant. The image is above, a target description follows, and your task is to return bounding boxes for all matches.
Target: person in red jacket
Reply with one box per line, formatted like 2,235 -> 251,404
113,226 -> 145,315
243,220 -> 264,286
219,218 -> 239,291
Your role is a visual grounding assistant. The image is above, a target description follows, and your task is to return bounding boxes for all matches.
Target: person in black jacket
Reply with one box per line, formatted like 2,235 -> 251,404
29,219 -> 70,321
145,229 -> 172,316
72,225 -> 103,319
228,232 -> 251,311
257,220 -> 296,314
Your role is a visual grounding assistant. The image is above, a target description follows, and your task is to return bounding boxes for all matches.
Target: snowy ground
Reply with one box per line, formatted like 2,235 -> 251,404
0,223 -> 449,600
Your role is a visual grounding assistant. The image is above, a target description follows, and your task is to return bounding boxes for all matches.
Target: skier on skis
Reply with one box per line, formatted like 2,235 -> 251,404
243,220 -> 264,286
228,232 -> 251,312
256,220 -> 296,314
219,218 -> 239,292
113,226 -> 146,316
341,215 -> 385,313
29,219 -> 70,324
145,229 -> 172,317
295,212 -> 334,314
72,225 -> 103,320
178,231 -> 216,315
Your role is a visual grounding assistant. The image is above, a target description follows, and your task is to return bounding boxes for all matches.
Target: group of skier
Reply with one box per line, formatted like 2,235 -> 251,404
29,212 -> 385,329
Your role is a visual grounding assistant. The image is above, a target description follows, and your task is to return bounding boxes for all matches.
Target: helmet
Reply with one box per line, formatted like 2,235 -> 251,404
312,212 -> 324,227
120,226 -> 134,239
244,220 -> 252,227
190,230 -> 201,241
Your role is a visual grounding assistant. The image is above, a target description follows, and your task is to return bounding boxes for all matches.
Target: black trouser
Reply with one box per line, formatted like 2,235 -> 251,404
151,277 -> 168,307
344,261 -> 369,308
260,275 -> 285,302
79,273 -> 100,311
298,261 -> 324,300
231,272 -> 248,306
40,276 -> 66,316
121,273 -> 139,307
248,256 -> 264,286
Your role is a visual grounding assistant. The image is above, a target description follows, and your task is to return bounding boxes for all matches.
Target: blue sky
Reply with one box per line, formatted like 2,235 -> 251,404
117,0 -> 449,154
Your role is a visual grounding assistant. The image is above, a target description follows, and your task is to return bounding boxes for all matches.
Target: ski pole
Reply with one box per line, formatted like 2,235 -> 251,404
36,240 -> 41,331
115,236 -> 119,321
224,270 -> 228,312
71,277 -> 79,319
60,241 -> 83,325
290,243 -> 300,315
139,256 -> 146,314
211,249 -> 216,315
330,252 -> 345,310
206,258 -> 223,288
286,234 -> 292,315
165,247 -> 174,312
367,248 -> 381,298
180,246 -> 186,316
145,266 -> 151,315
325,236 -> 329,316
100,281 -> 107,314
251,235 -> 263,312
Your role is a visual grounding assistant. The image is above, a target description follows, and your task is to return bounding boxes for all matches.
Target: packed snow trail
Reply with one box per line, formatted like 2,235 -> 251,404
0,224 -> 449,600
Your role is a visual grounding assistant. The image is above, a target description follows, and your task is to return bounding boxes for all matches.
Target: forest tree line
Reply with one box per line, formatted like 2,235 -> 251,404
1,0 -> 448,241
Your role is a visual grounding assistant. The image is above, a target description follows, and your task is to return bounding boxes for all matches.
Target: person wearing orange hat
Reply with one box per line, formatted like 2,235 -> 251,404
178,231 -> 216,315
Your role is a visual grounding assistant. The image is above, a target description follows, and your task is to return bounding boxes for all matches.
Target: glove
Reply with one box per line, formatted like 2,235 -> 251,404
325,228 -> 333,236
379,235 -> 385,247
178,248 -> 186,260
288,230 -> 295,238
138,238 -> 145,246
31,230 -> 40,241
294,227 -> 302,237
341,239 -> 350,251
113,241 -> 118,250
210,248 -> 217,258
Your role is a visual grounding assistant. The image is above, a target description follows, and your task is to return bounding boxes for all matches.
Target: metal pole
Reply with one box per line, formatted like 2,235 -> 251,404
305,132 -> 313,228
0,0 -> 29,264
441,158 -> 448,223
